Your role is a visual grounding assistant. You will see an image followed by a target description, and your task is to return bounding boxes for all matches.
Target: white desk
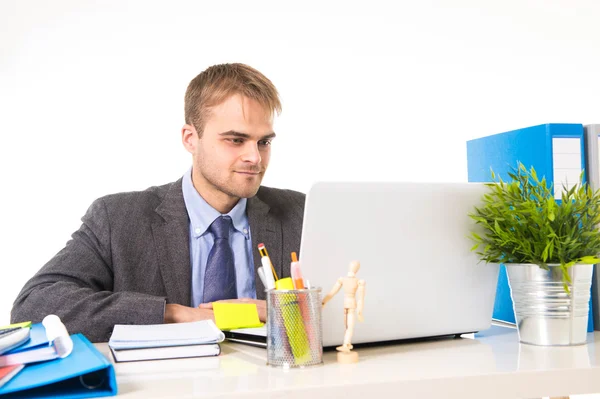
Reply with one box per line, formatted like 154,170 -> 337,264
96,326 -> 600,399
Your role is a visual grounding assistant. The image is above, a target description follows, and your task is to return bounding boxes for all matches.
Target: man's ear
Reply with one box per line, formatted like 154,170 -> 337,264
181,124 -> 197,154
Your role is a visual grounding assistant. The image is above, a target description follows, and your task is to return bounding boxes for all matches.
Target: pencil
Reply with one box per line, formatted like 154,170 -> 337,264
258,243 -> 279,281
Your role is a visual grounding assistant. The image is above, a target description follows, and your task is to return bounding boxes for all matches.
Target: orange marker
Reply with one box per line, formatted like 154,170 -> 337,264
290,252 -> 305,289
258,243 -> 279,281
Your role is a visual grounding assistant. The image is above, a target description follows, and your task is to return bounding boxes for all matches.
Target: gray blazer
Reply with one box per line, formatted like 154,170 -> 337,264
11,179 -> 305,342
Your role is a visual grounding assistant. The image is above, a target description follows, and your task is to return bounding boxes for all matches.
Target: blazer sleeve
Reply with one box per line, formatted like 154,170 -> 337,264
10,198 -> 166,343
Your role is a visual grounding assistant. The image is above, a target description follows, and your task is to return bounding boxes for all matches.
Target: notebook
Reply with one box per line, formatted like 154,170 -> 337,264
0,327 -> 30,356
108,320 -> 225,362
0,365 -> 24,388
110,343 -> 221,363
0,315 -> 73,367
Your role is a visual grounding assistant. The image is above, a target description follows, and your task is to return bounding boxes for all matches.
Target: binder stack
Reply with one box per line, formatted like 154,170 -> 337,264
585,124 -> 600,330
0,322 -> 117,398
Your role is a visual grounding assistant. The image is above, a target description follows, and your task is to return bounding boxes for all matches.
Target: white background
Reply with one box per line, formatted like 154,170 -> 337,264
1,0 -> 599,332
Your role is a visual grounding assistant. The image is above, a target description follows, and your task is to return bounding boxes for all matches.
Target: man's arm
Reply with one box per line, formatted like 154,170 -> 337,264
10,198 -> 166,343
165,304 -> 217,323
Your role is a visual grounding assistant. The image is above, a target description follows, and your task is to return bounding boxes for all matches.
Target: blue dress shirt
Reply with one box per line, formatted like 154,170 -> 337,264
182,168 -> 256,307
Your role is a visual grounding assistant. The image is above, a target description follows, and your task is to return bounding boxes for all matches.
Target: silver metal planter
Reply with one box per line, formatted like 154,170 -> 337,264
505,263 -> 593,346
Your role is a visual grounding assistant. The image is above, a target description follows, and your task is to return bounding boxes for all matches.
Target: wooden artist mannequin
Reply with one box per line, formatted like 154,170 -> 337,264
322,260 -> 366,363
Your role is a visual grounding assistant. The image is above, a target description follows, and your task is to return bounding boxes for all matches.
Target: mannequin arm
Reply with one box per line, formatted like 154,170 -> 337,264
357,280 -> 366,321
322,278 -> 343,307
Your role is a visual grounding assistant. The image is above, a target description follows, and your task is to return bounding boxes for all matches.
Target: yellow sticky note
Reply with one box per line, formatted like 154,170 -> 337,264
213,303 -> 264,331
0,321 -> 32,330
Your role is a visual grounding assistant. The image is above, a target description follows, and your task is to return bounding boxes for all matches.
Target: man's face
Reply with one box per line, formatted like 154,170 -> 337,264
184,94 -> 275,205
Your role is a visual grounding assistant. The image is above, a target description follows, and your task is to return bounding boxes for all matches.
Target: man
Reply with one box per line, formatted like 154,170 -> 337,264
11,63 -> 305,342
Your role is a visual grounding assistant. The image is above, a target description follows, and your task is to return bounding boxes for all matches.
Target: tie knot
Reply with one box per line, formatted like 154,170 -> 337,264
209,216 -> 231,240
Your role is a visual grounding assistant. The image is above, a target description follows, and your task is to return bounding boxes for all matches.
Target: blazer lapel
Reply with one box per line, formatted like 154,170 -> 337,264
248,193 -> 282,300
151,179 -> 192,306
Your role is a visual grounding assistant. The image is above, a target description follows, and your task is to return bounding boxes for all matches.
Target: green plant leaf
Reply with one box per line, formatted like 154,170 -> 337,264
578,256 -> 600,264
470,163 -> 600,293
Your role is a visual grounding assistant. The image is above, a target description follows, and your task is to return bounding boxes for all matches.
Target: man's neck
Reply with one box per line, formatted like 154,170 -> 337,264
191,178 -> 239,214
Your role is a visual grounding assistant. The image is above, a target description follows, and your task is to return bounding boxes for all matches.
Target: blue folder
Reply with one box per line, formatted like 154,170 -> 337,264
466,123 -> 594,332
0,332 -> 117,398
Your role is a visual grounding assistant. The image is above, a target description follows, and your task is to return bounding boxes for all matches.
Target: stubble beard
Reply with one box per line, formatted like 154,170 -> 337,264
197,159 -> 264,200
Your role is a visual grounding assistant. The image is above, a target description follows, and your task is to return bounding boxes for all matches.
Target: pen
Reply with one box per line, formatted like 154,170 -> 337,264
258,243 -> 279,281
257,267 -> 268,289
259,263 -> 275,290
290,252 -> 305,289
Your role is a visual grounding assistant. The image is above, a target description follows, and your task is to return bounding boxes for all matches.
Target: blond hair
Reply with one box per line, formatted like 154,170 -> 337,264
184,63 -> 282,136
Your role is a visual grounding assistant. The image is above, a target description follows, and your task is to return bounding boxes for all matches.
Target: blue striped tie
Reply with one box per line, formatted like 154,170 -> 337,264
203,216 -> 237,303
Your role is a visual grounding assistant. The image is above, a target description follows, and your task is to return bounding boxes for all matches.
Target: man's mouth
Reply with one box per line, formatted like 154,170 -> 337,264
235,171 -> 261,175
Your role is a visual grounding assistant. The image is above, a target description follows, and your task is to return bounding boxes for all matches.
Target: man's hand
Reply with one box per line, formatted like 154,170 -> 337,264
164,303 -> 215,323
198,298 -> 267,322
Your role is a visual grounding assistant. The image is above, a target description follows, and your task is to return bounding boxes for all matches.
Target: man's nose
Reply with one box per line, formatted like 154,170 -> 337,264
241,142 -> 262,164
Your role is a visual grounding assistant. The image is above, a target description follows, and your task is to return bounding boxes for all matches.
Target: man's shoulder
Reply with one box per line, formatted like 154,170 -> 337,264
95,179 -> 181,212
255,186 -> 306,210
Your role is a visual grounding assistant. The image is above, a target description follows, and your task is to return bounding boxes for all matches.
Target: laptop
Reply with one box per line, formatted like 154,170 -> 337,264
224,182 -> 500,347
299,182 -> 500,347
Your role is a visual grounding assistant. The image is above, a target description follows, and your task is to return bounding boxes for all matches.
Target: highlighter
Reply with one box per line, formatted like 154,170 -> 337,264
275,278 -> 311,365
289,253 -> 317,362
290,252 -> 304,289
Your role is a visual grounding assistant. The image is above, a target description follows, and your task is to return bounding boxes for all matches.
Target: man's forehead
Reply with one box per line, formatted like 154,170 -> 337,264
208,94 -> 273,119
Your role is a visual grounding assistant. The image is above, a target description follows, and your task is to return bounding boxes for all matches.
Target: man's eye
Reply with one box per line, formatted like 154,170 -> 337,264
229,138 -> 244,144
258,140 -> 272,147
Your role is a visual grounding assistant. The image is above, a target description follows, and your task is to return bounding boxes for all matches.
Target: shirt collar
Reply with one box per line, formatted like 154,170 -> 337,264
181,167 -> 249,239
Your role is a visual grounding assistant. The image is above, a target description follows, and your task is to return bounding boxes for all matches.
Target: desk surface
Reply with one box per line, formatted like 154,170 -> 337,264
96,326 -> 600,399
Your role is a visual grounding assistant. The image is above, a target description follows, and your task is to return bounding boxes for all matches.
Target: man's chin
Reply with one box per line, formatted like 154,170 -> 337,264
227,184 -> 261,199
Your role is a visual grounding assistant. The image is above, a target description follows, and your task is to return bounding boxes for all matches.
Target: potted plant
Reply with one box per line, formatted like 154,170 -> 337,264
469,162 -> 600,346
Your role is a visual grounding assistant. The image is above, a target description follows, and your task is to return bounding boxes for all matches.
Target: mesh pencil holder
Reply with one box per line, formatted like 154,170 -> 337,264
266,288 -> 323,368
